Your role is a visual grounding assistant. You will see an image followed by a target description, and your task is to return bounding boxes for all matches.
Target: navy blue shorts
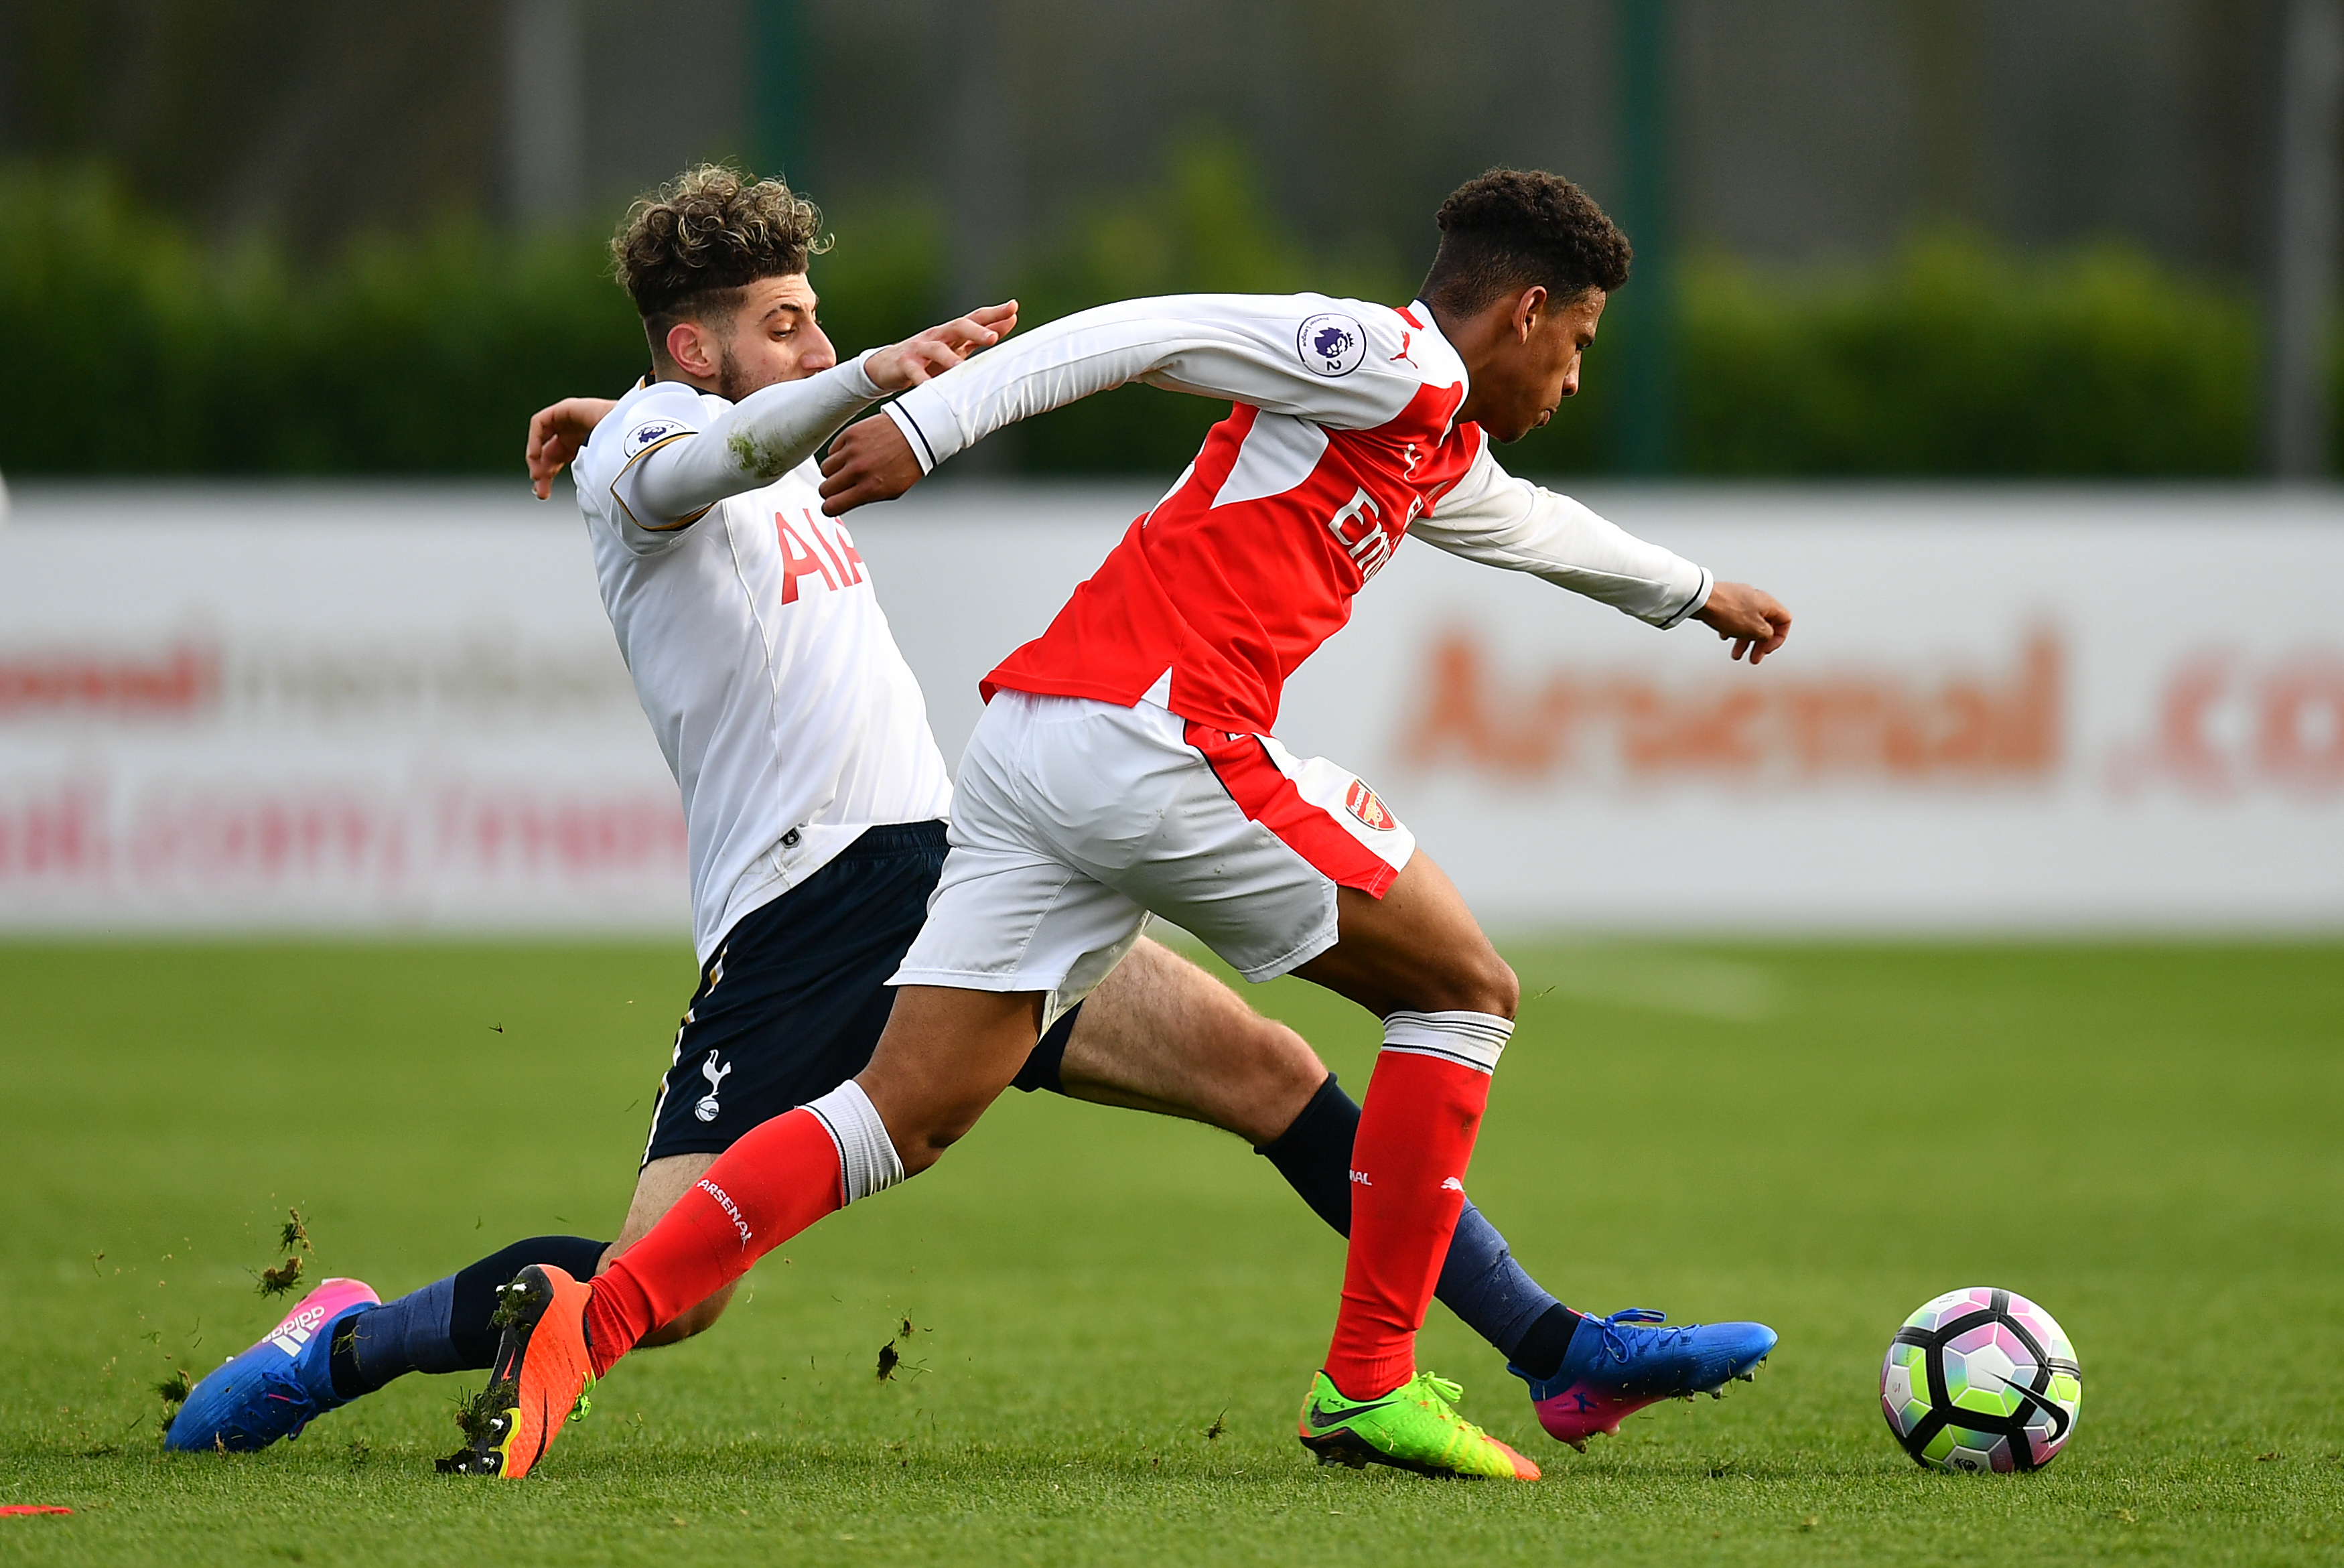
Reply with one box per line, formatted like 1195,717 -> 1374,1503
642,819 -> 1079,1165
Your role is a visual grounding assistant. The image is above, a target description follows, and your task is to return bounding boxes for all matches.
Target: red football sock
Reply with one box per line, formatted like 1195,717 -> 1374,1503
585,1107 -> 843,1377
1321,1017 -> 1507,1401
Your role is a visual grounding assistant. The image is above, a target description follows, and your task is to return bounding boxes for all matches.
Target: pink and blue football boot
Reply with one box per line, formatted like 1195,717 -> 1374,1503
163,1277 -> 378,1452
1513,1307 -> 1777,1450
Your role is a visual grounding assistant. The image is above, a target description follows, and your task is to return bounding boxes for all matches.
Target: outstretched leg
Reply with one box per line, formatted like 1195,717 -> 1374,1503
330,1150 -> 745,1401
159,1233 -> 610,1454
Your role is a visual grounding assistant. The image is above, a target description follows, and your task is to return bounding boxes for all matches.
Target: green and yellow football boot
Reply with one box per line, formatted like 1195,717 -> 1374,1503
1297,1369 -> 1541,1480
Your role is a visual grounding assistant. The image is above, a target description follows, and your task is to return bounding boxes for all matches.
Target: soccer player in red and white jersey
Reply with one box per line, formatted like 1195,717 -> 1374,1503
180,169 -> 1723,1471
470,169 -> 1792,1481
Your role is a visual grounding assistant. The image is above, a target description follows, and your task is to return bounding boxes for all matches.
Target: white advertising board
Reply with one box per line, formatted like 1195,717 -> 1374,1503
0,486 -> 685,933
2,482 -> 2339,934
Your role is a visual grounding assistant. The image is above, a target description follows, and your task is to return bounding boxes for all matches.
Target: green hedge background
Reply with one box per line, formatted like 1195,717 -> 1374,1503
0,147 -> 2317,479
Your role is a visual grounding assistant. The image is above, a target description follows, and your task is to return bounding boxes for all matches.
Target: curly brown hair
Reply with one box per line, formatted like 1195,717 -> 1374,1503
1419,169 -> 1633,315
612,165 -> 832,348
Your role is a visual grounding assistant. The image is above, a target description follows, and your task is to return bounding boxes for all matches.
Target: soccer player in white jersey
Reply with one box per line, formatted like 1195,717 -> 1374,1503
461,168 -> 1791,1482
168,167 -> 1734,1468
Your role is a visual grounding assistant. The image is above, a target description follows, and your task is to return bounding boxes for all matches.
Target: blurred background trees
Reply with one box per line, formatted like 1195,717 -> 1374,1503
0,0 -> 2332,478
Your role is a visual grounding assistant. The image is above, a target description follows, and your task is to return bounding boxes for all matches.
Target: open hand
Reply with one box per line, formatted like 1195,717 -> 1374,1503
864,301 -> 1018,393
1694,581 -> 1793,664
526,397 -> 618,499
818,414 -> 923,514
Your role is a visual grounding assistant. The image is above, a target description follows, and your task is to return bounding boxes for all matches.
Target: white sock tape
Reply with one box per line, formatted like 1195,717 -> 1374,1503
1380,1009 -> 1513,1075
804,1080 -> 905,1205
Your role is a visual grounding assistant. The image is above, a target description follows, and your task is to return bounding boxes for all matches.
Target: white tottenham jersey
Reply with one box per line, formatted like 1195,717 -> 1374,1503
575,366 -> 952,963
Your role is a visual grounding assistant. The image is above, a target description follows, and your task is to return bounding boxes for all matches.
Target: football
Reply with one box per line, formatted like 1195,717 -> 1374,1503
1879,1287 -> 2083,1472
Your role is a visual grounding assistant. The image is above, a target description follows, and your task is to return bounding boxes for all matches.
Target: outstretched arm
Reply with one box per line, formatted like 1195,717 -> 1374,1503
1414,446 -> 1792,660
821,292 -> 1422,512
603,304 -> 1017,536
615,356 -> 888,531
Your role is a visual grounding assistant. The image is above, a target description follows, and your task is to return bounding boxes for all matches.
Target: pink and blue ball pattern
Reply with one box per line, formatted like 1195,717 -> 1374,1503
1879,1287 -> 2081,1473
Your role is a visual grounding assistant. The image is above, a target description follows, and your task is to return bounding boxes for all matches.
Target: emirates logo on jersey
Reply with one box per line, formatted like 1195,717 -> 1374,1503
1344,778 -> 1396,831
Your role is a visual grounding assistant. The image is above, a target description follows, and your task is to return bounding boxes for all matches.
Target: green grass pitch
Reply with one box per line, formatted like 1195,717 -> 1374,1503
1,938 -> 2339,1564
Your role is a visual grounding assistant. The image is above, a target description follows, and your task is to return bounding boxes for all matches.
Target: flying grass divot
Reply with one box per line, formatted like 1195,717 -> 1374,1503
255,1208 -> 316,1298
149,1206 -> 324,1442
875,1316 -> 927,1382
150,1366 -> 196,1439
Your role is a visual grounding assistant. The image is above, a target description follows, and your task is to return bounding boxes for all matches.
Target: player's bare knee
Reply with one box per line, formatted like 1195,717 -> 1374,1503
898,1132 -> 950,1176
1414,948 -> 1518,1020
1476,953 -> 1521,1021
1256,1016 -> 1329,1094
1214,1015 -> 1326,1143
891,1099 -> 987,1176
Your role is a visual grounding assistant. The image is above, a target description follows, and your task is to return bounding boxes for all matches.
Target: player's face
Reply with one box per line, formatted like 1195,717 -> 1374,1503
1486,289 -> 1605,443
711,273 -> 838,401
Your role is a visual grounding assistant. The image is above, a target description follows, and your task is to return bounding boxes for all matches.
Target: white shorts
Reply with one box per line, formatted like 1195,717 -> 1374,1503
892,691 -> 1416,1021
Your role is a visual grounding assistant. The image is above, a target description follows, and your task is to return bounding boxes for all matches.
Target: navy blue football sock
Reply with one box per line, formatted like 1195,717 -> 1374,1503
328,1234 -> 609,1399
1255,1074 -> 1357,1234
1255,1074 -> 1578,1362
1508,1301 -> 1584,1382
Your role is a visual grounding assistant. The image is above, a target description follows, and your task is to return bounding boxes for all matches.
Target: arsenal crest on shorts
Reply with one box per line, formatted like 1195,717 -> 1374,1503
1344,778 -> 1396,831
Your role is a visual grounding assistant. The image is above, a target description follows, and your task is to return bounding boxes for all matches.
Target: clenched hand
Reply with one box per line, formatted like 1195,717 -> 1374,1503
818,414 -> 924,515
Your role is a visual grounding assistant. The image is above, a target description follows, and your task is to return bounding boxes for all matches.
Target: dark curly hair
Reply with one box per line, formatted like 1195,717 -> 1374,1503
1419,169 -> 1633,315
612,165 -> 831,354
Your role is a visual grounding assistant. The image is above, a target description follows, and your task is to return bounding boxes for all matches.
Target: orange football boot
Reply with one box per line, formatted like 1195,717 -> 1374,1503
437,1264 -> 595,1478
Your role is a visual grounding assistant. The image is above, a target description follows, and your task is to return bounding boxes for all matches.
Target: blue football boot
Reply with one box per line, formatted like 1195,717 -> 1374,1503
1511,1307 -> 1777,1450
163,1278 -> 378,1452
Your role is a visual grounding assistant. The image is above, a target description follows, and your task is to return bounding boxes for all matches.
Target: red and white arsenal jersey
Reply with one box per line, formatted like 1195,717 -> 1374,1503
884,293 -> 1713,735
